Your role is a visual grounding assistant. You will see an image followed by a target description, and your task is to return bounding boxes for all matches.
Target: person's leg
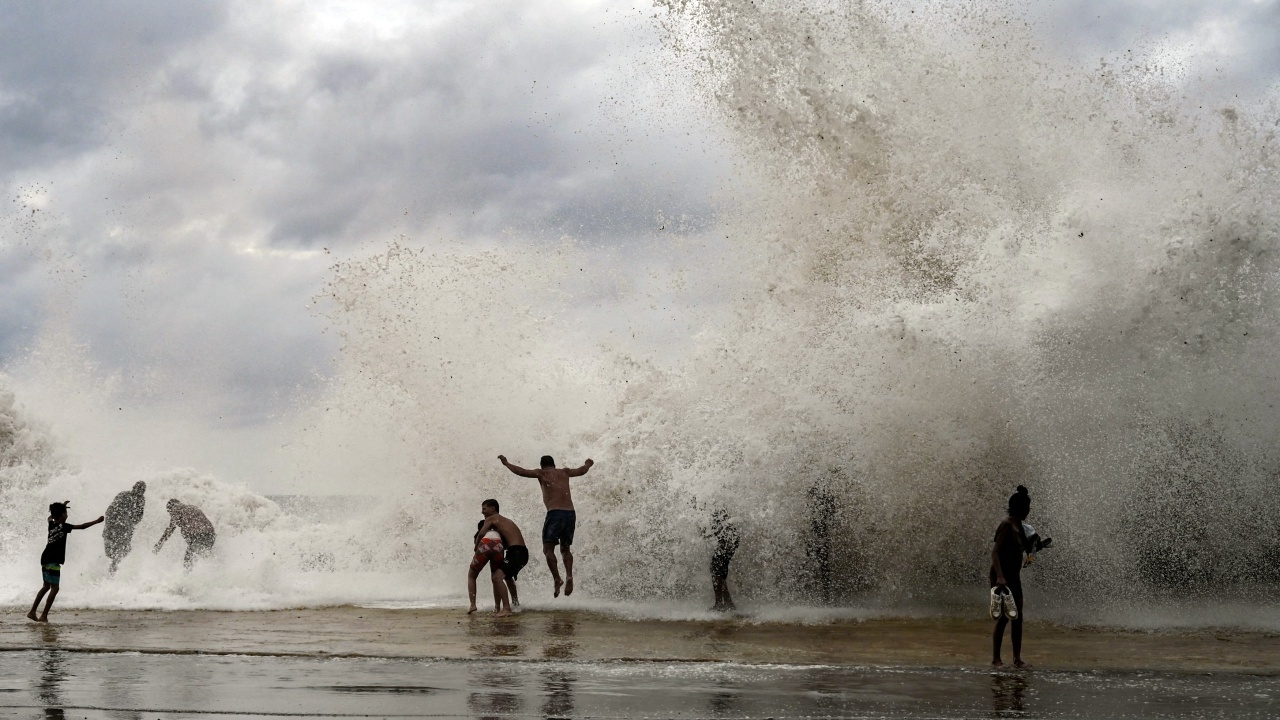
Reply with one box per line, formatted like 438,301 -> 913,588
467,566 -> 480,613
543,542 -> 563,597
184,543 -> 195,570
712,575 -> 725,609
561,544 -> 574,596
504,576 -> 519,608
721,576 -> 735,611
28,583 -> 50,621
1010,589 -> 1026,667
39,585 -> 58,621
992,615 -> 1008,667
491,569 -> 512,616
500,548 -> 522,609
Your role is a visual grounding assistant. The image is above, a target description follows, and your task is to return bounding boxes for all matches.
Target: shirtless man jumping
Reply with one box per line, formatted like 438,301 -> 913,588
498,454 -> 593,597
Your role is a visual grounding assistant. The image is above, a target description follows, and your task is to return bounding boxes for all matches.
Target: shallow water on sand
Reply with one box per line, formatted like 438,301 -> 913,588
0,649 -> 1277,719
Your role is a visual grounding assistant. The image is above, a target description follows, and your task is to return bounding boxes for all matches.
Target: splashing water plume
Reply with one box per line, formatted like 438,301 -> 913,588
589,0 -> 1280,605
0,0 -> 1278,623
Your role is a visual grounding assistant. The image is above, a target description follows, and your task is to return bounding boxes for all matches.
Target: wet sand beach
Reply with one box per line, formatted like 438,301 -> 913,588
2,606 -> 1279,672
1,607 -> 1279,718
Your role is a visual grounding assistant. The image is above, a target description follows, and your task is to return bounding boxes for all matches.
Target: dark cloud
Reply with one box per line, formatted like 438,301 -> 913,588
0,0 -> 1273,483
0,1 -> 227,173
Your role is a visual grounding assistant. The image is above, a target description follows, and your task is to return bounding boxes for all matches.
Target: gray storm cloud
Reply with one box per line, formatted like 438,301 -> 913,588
0,0 -> 1275,486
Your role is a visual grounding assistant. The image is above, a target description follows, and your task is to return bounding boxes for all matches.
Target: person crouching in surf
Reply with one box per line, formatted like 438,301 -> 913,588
990,485 -> 1031,669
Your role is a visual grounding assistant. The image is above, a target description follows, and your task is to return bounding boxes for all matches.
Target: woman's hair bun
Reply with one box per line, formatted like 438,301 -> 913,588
1016,485 -> 1029,495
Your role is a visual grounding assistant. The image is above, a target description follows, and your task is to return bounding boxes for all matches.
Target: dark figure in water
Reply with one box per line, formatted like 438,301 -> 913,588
708,508 -> 740,611
806,482 -> 835,603
154,499 -> 216,569
103,481 -> 146,574
991,485 -> 1031,669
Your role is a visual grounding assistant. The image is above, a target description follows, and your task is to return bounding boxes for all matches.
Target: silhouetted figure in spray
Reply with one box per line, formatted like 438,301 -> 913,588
990,485 -> 1031,669
103,481 -> 146,574
708,508 -> 739,611
154,499 -> 216,569
807,482 -> 835,603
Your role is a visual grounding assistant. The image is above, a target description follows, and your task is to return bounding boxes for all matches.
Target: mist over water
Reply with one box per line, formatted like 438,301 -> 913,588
2,0 -> 1280,623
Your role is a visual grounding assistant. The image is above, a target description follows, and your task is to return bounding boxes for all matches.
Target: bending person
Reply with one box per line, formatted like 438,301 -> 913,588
468,511 -> 512,617
498,454 -> 593,597
154,499 -> 216,569
103,481 -> 147,574
475,499 -> 529,609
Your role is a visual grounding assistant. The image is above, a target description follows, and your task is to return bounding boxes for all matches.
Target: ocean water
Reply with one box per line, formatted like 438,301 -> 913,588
1,0 -> 1279,623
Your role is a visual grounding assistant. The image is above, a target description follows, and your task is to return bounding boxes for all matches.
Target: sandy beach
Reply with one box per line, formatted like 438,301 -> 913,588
1,605 -> 1278,672
1,607 -> 1279,718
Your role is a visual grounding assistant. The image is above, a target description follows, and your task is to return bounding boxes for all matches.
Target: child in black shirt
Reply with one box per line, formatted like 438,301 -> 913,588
28,501 -> 103,622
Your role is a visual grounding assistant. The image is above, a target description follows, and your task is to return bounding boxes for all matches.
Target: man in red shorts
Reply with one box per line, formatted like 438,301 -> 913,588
467,500 -> 512,617
474,499 -> 529,609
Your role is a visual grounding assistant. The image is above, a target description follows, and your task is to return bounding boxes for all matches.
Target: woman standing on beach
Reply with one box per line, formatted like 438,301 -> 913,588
990,486 -> 1031,668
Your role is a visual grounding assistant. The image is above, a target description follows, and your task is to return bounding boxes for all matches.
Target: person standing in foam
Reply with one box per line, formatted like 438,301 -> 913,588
103,481 -> 146,574
498,454 -> 593,597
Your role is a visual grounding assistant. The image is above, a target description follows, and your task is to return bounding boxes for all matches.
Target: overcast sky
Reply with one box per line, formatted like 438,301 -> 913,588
0,0 -> 1276,488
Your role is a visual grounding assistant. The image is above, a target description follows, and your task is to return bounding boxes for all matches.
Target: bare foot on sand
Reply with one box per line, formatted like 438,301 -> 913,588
1013,660 -> 1032,669
992,660 -> 1004,669
37,616 -> 48,623
467,606 -> 478,614
553,577 -> 563,598
565,577 -> 574,596
495,609 -> 512,618
26,611 -> 37,622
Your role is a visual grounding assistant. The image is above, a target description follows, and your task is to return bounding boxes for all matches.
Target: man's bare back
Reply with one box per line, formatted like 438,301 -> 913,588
483,514 -> 525,547
497,455 -> 592,511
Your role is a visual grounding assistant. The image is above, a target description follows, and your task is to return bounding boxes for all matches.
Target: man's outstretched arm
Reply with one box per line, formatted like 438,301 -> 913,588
498,455 -> 539,478
566,458 -> 594,477
70,516 -> 105,530
154,522 -> 176,552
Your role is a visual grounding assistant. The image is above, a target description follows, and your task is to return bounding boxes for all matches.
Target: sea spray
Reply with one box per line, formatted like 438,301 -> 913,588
584,0 -> 1280,601
0,0 -> 1278,614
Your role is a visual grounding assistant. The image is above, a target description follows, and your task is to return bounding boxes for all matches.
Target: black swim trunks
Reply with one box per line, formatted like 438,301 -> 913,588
502,545 -> 529,581
542,510 -> 576,546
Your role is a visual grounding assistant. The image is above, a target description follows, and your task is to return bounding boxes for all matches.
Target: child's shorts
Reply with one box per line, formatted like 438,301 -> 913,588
42,564 -> 61,585
470,537 -> 504,573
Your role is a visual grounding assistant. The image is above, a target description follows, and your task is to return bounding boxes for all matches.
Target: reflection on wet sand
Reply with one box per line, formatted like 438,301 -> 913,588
36,625 -> 64,720
468,613 -> 525,658
467,664 -> 524,720
990,672 -> 1029,716
707,679 -> 741,718
541,668 -> 575,719
543,614 -> 577,660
